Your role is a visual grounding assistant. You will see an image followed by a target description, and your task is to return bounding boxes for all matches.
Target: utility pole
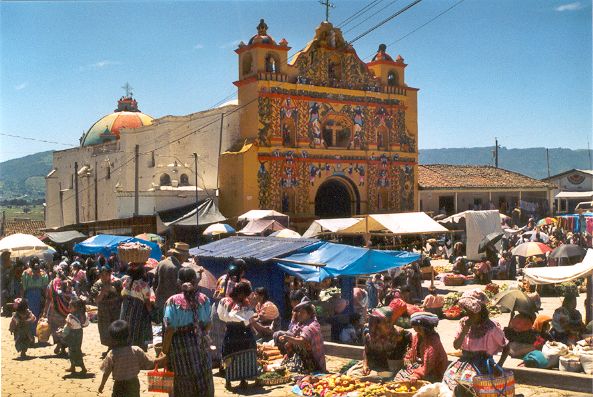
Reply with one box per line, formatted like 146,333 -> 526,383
216,114 -> 224,191
546,148 -> 551,178
494,138 -> 499,168
193,153 -> 200,247
94,161 -> 99,220
74,162 -> 80,224
134,144 -> 139,217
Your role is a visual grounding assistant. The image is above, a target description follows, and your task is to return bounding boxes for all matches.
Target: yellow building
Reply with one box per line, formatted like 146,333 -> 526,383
220,19 -> 419,227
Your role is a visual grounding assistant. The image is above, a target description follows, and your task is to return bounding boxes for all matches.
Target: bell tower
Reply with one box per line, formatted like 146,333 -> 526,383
366,44 -> 407,89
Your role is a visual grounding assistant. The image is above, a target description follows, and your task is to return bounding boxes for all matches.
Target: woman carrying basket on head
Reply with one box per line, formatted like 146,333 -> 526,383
443,289 -> 509,397
119,262 -> 153,351
162,267 -> 214,397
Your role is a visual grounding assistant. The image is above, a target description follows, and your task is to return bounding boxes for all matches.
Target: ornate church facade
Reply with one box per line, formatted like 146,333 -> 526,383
219,20 -> 419,225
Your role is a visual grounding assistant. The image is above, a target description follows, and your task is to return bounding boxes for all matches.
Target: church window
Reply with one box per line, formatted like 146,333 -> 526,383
179,174 -> 190,186
328,58 -> 342,82
148,151 -> 155,168
160,173 -> 172,186
388,71 -> 398,86
242,53 -> 254,77
322,116 -> 351,148
265,54 -> 279,73
378,190 -> 389,211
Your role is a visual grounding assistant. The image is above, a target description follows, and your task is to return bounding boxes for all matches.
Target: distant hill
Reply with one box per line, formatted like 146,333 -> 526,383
0,151 -> 53,201
0,147 -> 591,202
419,147 -> 593,180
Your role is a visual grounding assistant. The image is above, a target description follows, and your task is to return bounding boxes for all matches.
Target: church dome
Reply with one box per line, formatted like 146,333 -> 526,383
371,44 -> 394,62
80,96 -> 153,147
248,19 -> 276,45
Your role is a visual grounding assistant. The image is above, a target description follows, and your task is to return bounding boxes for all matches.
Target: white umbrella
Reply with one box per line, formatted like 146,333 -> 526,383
202,223 -> 236,236
269,229 -> 301,238
0,233 -> 49,257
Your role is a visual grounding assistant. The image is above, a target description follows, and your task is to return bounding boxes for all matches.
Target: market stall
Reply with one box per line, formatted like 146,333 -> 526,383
73,234 -> 162,260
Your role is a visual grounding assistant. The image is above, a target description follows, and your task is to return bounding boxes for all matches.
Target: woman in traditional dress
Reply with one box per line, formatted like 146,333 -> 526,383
395,312 -> 448,383
550,295 -> 584,346
249,287 -> 280,342
162,267 -> 214,397
210,259 -> 250,367
218,281 -> 257,388
42,263 -> 73,355
119,262 -> 153,351
443,289 -> 507,397
347,306 -> 411,379
21,257 -> 49,336
279,298 -> 326,374
90,265 -> 122,358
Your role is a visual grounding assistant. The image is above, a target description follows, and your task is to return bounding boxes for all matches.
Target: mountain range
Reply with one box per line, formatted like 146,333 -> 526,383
1,147 -> 592,201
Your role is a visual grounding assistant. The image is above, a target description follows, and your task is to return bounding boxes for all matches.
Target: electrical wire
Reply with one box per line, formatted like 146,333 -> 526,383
343,1 -> 401,35
336,0 -> 384,28
0,132 -> 76,147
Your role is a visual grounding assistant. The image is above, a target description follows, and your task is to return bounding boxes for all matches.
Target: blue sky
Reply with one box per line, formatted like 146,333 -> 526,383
1,0 -> 591,162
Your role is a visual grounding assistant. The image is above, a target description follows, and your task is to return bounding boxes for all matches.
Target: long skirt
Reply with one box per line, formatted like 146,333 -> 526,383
120,296 -> 152,349
222,322 -> 256,358
64,328 -> 84,367
48,307 -> 66,346
168,329 -> 214,397
210,301 -> 226,365
24,287 -> 43,335
97,300 -> 121,347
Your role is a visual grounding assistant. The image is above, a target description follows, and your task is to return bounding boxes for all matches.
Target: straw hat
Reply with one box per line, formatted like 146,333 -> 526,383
169,242 -> 190,256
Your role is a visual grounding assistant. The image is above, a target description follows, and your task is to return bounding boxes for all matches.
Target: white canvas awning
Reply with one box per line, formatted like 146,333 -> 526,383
465,210 -> 504,261
302,218 -> 364,238
524,249 -> 593,285
555,191 -> 593,199
341,212 -> 449,235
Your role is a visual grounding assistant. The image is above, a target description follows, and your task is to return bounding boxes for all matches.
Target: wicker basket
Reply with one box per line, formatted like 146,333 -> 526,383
384,380 -> 429,397
118,246 -> 151,264
255,373 -> 291,386
420,266 -> 435,280
444,275 -> 465,286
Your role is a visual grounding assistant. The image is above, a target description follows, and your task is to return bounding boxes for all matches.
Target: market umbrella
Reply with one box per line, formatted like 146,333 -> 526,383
537,217 -> 557,227
0,233 -> 49,257
135,233 -> 164,243
202,223 -> 235,236
478,232 -> 504,253
181,262 -> 218,290
521,230 -> 550,243
549,244 -> 586,260
269,229 -> 301,238
495,289 -> 539,314
511,242 -> 552,257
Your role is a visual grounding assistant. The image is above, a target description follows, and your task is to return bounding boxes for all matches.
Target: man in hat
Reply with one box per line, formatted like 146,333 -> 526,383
153,242 -> 190,324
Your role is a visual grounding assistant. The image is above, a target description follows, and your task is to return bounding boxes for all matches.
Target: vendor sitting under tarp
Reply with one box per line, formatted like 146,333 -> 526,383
276,297 -> 326,373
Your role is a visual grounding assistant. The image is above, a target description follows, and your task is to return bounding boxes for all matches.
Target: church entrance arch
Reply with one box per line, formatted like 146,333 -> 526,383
314,176 -> 360,218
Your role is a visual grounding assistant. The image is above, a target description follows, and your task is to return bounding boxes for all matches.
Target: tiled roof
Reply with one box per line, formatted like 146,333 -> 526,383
418,164 -> 554,190
189,236 -> 320,262
0,219 -> 46,238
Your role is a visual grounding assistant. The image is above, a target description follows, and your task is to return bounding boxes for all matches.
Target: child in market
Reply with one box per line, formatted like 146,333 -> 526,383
9,298 -> 36,358
99,320 -> 166,397
64,296 -> 89,373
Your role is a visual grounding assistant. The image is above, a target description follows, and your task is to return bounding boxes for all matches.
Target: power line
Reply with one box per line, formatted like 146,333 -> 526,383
0,132 -> 76,147
337,0 -> 384,28
343,1 -> 401,35
350,0 -> 423,45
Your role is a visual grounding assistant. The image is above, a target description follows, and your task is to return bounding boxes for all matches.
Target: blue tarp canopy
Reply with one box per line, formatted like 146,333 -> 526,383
73,234 -> 162,260
275,242 -> 420,282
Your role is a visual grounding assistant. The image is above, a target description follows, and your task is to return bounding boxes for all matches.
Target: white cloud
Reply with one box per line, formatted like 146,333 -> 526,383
218,40 -> 241,49
79,60 -> 121,71
193,44 -> 204,50
14,82 -> 28,90
555,2 -> 584,11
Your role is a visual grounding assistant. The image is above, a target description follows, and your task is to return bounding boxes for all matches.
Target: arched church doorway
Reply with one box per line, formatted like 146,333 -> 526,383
314,177 -> 359,218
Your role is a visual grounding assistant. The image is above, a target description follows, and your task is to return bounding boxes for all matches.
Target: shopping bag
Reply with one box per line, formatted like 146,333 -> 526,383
472,359 -> 515,397
36,318 -> 51,343
147,363 -> 174,393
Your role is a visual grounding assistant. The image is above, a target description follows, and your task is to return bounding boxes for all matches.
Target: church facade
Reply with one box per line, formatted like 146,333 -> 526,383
220,20 -> 419,225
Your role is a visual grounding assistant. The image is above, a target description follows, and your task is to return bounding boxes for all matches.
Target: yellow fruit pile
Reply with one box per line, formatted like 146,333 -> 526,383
310,375 -> 375,396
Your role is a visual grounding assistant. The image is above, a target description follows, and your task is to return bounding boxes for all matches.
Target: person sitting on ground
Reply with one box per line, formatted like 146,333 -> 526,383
9,298 -> 36,358
339,313 -> 363,345
503,311 -> 538,358
249,287 -> 280,342
532,314 -> 553,350
492,252 -> 511,280
474,260 -> 492,284
551,295 -> 584,346
99,320 -> 166,397
346,307 -> 412,379
395,312 -> 448,383
279,298 -> 326,373
452,257 -> 468,276
422,287 -> 444,318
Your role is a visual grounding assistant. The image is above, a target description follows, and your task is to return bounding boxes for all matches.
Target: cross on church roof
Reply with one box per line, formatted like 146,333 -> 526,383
319,0 -> 334,22
121,82 -> 133,97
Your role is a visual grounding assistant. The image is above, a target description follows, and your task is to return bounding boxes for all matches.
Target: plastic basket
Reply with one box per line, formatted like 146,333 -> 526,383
147,364 -> 174,393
